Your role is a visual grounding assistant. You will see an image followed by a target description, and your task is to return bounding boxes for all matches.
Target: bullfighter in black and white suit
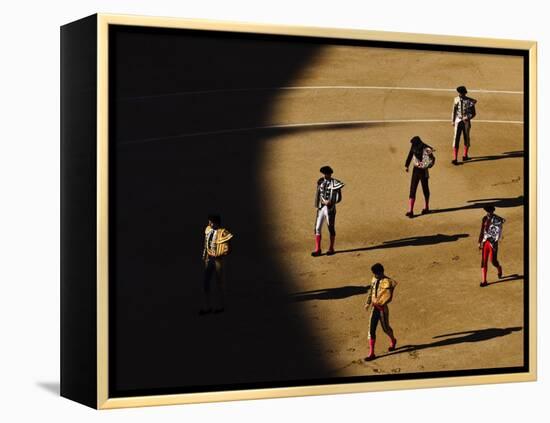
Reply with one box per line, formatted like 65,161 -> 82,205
312,166 -> 344,257
452,85 -> 477,164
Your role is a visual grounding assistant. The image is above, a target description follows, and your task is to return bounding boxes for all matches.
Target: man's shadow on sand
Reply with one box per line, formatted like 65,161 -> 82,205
373,326 -> 523,360
292,285 -> 370,302
487,273 -> 524,286
457,150 -> 523,165
291,274 -> 523,302
333,233 -> 469,255
416,195 -> 524,216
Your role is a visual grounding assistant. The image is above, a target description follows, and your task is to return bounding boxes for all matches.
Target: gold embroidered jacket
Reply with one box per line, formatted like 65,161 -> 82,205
203,226 -> 233,259
366,276 -> 398,307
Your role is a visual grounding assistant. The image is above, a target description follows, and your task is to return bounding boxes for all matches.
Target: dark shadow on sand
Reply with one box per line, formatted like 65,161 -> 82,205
269,121 -> 386,136
425,195 -> 524,216
334,233 -> 469,255
487,274 -> 524,286
109,26 -> 332,396
374,326 -> 523,360
291,285 -> 369,302
462,150 -> 523,164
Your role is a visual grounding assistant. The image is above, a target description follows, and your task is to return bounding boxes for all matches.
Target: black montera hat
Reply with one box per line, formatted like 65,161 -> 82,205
371,263 -> 384,274
457,85 -> 468,95
483,205 -> 495,213
208,214 -> 221,224
320,165 -> 334,174
410,136 -> 422,144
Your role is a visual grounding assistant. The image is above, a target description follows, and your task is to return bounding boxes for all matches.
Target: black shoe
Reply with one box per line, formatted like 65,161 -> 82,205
326,249 -> 335,256
405,211 -> 414,218
213,308 -> 225,314
199,308 -> 212,316
388,339 -> 397,352
462,155 -> 470,161
311,250 -> 322,257
421,208 -> 430,215
479,282 -> 488,288
452,159 -> 458,165
365,354 -> 376,361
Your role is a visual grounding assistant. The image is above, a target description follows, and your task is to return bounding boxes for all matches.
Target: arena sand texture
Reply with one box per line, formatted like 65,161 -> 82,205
257,47 -> 524,377
113,41 -> 525,392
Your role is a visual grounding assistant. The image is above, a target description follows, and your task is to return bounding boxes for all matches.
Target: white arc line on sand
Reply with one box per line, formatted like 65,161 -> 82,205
120,119 -> 524,145
119,85 -> 523,101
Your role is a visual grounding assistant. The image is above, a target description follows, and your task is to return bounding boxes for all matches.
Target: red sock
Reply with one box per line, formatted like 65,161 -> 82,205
408,198 -> 415,212
453,147 -> 458,161
329,235 -> 335,251
314,234 -> 321,252
424,198 -> 429,210
389,336 -> 396,349
368,338 -> 376,357
481,266 -> 488,283
464,146 -> 469,157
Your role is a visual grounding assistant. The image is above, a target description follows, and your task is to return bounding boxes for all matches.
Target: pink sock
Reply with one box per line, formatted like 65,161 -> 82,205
408,198 -> 415,213
368,338 -> 375,357
453,147 -> 458,161
314,234 -> 321,252
424,198 -> 429,210
329,235 -> 335,251
482,267 -> 488,283
464,146 -> 469,157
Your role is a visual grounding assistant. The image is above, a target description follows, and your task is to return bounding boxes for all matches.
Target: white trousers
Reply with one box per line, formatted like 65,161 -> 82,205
315,206 -> 336,235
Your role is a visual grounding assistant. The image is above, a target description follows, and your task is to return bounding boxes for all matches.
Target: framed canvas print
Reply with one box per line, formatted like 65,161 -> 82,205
60,13 -> 537,409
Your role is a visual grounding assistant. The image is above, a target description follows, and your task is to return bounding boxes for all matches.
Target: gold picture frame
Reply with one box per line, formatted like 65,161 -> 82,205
61,13 -> 537,409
